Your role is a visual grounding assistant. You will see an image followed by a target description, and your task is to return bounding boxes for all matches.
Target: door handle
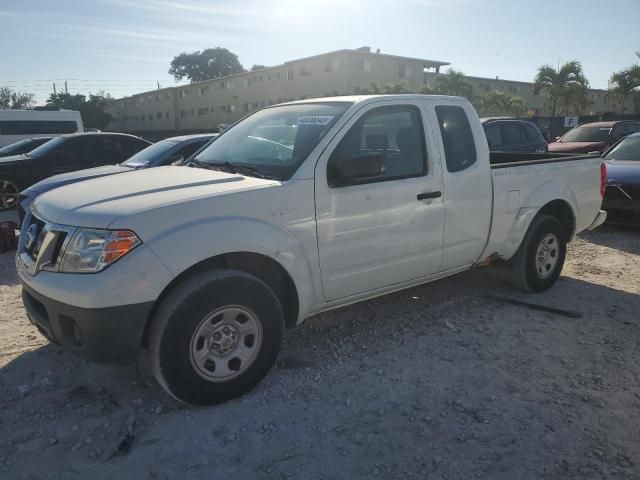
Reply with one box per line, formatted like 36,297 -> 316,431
417,191 -> 442,201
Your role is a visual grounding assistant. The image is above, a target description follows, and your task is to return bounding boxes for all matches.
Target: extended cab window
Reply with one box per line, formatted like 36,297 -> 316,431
435,105 -> 477,173
328,105 -> 426,187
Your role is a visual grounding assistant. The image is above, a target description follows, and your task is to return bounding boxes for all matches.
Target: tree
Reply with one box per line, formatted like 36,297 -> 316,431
533,61 -> 589,117
433,69 -> 473,99
250,64 -> 266,71
46,92 -> 113,129
0,87 -> 35,109
355,82 -> 414,95
609,69 -> 636,113
169,47 -> 244,83
473,91 -> 525,117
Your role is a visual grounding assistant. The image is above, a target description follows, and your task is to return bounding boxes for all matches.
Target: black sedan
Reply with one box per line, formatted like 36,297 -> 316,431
0,137 -> 53,158
603,132 -> 640,225
0,132 -> 150,210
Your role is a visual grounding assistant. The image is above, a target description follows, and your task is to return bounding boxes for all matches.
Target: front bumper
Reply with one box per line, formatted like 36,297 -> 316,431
21,282 -> 153,363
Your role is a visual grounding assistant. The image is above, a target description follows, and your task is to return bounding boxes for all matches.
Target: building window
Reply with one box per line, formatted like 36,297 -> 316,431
165,92 -> 171,99
180,91 -> 186,98
399,64 -> 412,78
357,59 -> 372,72
226,81 -> 233,89
166,111 -> 172,119
156,94 -> 161,101
287,70 -> 294,80
300,66 -> 311,77
243,103 -> 249,113
230,105 -> 236,113
200,86 -> 208,95
277,72 -> 281,80
156,112 -> 162,119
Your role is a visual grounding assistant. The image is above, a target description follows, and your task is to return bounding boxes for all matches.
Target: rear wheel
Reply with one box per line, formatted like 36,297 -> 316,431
510,214 -> 567,292
148,269 -> 284,406
0,178 -> 20,211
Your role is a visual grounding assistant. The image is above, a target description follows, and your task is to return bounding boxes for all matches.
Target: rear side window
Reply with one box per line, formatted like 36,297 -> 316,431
501,124 -> 523,144
484,123 -> 502,148
524,123 -> 544,141
0,120 -> 78,135
435,105 -> 477,173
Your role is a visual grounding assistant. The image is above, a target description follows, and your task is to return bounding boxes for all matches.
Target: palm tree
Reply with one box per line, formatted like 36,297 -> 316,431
610,69 -> 635,114
434,69 -> 473,99
473,91 -> 525,117
533,61 -> 589,117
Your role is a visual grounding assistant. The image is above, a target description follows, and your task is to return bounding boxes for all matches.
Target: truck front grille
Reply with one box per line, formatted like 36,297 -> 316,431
18,212 -> 75,275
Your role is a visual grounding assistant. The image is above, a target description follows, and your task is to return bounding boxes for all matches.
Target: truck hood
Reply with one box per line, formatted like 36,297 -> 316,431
548,141 -> 605,153
605,160 -> 640,185
23,165 -> 133,196
32,165 -> 279,228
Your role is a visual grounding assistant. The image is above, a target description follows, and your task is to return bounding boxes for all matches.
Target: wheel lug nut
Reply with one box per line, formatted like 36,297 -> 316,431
213,332 -> 221,340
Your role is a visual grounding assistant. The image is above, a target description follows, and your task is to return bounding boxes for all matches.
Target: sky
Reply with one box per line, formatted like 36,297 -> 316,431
1,0 -> 639,105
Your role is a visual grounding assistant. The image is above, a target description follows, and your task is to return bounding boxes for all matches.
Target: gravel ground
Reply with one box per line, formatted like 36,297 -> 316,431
0,220 -> 639,480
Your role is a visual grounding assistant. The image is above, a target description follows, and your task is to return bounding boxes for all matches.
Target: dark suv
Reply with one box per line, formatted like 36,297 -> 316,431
481,118 -> 548,153
0,133 -> 150,210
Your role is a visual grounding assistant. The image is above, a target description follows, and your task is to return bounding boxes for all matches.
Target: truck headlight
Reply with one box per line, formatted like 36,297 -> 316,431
59,229 -> 141,273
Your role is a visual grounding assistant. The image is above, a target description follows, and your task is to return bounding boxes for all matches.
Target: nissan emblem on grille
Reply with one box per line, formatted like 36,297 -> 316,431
24,224 -> 39,251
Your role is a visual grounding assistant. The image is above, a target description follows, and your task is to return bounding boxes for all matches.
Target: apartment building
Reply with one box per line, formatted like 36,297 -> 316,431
106,47 -> 449,133
423,72 -> 616,116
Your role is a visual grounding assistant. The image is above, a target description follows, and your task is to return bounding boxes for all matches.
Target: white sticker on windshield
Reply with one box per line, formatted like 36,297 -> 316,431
297,115 -> 334,126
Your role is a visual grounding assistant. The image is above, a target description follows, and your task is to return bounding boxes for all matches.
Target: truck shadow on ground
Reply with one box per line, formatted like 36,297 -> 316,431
1,265 -> 638,479
0,252 -> 18,287
579,223 -> 639,256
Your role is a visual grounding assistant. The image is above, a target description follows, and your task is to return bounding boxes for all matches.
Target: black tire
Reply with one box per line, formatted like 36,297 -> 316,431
148,269 -> 284,406
0,177 -> 21,211
510,214 -> 567,293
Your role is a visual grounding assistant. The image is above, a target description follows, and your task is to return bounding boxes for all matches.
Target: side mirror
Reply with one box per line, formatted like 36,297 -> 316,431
328,152 -> 384,187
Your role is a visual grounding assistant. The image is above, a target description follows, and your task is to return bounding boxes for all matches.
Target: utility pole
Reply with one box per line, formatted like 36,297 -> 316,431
64,81 -> 68,94
157,81 -> 160,90
53,83 -> 56,95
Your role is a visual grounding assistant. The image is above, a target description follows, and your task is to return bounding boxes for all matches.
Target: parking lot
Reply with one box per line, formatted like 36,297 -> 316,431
0,212 -> 638,479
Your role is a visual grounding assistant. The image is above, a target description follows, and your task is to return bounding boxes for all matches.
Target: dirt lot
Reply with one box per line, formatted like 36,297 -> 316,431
0,219 -> 639,480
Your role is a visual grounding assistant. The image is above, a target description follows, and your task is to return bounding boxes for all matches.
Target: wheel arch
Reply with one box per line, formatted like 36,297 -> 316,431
141,251 -> 300,347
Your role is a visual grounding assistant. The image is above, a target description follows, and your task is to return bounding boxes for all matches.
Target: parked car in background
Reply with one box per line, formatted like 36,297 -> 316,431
17,95 -> 606,405
0,133 -> 150,211
0,109 -> 83,148
18,134 -> 217,220
602,132 -> 640,225
0,137 -> 53,158
549,120 -> 640,154
481,118 -> 548,152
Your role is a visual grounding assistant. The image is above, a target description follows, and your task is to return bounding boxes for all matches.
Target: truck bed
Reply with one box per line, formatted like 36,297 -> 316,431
490,152 -> 595,168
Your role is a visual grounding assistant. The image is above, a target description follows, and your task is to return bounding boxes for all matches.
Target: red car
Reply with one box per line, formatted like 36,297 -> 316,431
549,120 -> 640,154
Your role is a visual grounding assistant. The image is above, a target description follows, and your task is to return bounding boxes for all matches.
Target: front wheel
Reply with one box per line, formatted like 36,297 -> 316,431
510,214 -> 567,292
148,269 -> 284,406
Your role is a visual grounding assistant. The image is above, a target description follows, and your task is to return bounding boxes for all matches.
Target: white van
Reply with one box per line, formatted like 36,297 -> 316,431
0,109 -> 83,148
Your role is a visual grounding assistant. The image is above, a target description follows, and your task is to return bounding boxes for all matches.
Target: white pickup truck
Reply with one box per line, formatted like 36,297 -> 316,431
16,95 -> 607,405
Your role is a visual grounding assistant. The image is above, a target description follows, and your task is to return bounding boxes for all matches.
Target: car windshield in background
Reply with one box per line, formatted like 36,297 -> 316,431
123,139 -> 178,167
0,139 -> 34,155
605,136 -> 640,161
194,102 -> 352,180
25,136 -> 67,157
561,127 -> 610,143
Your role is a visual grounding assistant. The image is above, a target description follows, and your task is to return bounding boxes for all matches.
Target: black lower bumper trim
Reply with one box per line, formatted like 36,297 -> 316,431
21,283 -> 153,364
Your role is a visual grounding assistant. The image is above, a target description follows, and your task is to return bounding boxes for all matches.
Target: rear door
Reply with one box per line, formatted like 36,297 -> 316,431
431,102 -> 493,270
315,100 -> 445,301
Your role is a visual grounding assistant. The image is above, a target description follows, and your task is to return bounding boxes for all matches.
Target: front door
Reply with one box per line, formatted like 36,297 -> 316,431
315,101 -> 445,301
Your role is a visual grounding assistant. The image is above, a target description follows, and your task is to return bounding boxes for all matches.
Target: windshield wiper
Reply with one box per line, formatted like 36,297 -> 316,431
208,161 -> 269,179
187,158 -> 217,171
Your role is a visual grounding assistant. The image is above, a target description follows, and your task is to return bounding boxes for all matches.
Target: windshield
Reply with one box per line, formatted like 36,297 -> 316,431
560,126 -> 610,143
194,102 -> 352,180
123,139 -> 179,167
0,139 -> 35,155
605,135 -> 640,161
25,136 -> 68,157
